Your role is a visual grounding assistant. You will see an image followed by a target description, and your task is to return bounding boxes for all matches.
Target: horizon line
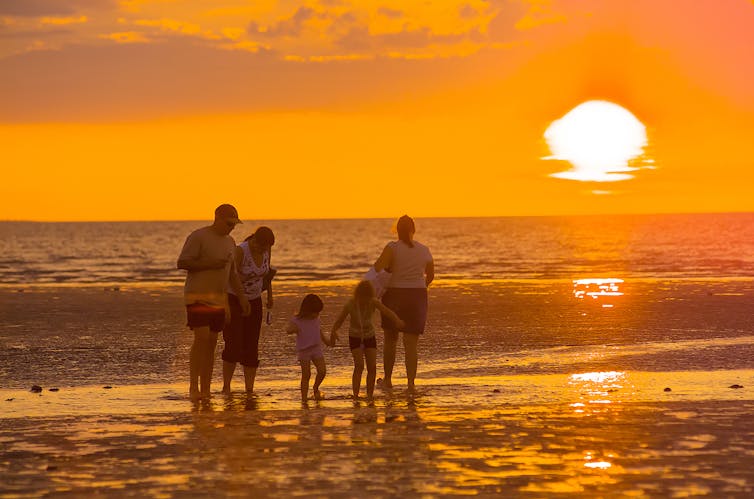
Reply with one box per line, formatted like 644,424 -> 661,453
1,210 -> 752,224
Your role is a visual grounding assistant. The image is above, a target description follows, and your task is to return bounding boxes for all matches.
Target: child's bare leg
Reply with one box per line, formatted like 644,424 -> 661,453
350,348 -> 364,399
300,360 -> 311,402
365,347 -> 377,401
312,357 -> 326,399
382,329 -> 399,388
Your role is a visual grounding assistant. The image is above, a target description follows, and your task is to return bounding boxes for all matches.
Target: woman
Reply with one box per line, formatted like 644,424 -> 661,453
374,215 -> 434,392
222,226 -> 275,394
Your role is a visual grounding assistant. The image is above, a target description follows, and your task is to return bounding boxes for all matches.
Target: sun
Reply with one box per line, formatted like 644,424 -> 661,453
544,100 -> 648,182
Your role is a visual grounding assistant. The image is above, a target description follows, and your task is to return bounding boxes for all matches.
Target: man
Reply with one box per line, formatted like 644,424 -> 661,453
177,204 -> 251,400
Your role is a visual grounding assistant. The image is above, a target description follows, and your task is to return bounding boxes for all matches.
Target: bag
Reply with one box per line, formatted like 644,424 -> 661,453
262,267 -> 277,291
363,267 -> 391,298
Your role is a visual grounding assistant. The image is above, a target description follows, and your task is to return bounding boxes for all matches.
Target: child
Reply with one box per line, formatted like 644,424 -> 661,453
331,281 -> 404,401
286,294 -> 330,402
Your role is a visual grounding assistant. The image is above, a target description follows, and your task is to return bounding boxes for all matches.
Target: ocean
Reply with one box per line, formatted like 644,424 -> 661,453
2,213 -> 754,496
1,212 -> 752,390
1,213 -> 753,286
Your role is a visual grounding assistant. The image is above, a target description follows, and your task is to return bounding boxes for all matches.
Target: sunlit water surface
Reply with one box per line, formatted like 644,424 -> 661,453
1,214 -> 753,496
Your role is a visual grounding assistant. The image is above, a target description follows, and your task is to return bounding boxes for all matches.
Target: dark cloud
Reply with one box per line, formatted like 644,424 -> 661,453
248,6 -> 323,38
0,27 -> 72,39
0,0 -> 115,17
336,24 -> 469,52
459,4 -> 479,19
486,1 -> 529,40
377,7 -> 403,19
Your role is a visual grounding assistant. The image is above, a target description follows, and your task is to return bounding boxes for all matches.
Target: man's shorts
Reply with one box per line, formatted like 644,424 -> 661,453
186,303 -> 225,333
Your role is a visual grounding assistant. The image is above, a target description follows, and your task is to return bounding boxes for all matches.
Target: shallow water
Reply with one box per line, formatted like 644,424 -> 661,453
1,229 -> 753,496
3,389 -> 754,497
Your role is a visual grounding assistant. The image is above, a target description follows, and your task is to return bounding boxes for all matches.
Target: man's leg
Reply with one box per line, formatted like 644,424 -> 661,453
197,328 -> 218,398
189,327 -> 206,400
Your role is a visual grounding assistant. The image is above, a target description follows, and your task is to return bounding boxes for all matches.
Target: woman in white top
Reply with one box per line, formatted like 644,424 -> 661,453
374,215 -> 434,392
222,226 -> 275,394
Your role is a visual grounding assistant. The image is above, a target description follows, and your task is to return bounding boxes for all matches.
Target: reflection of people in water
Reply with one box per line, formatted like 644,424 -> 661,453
331,280 -> 404,402
286,294 -> 331,402
177,204 -> 250,401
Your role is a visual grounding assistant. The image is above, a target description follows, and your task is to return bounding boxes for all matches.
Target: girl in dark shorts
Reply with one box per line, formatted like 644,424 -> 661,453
331,281 -> 404,401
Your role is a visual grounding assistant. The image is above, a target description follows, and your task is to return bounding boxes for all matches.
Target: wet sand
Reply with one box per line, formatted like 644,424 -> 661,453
2,281 -> 754,497
2,391 -> 754,497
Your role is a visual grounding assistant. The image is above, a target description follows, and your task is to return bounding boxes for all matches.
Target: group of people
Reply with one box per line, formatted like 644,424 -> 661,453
177,204 -> 434,403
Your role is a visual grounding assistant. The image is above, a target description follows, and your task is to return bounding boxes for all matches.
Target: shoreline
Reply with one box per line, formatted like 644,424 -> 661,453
3,368 -> 751,420
1,275 -> 752,291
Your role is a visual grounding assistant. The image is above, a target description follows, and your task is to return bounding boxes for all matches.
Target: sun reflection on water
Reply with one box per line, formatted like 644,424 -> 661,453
573,278 -> 624,299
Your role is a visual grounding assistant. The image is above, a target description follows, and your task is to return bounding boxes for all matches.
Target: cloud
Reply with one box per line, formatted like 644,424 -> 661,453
99,31 -> 149,44
0,38 -> 501,122
0,0 -> 115,17
377,7 -> 404,20
0,26 -> 72,39
335,25 -> 470,53
40,15 -> 88,26
248,6 -> 323,38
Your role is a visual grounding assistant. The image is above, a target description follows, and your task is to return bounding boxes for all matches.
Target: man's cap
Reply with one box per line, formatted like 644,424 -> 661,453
215,204 -> 242,224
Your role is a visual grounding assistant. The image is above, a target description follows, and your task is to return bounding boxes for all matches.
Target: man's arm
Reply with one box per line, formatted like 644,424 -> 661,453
177,256 -> 228,271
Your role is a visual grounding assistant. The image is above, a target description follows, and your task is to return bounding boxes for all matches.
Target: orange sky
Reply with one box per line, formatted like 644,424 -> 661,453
1,0 -> 753,221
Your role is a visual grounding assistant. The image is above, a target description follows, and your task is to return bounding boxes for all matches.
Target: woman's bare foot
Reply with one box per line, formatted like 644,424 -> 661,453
377,378 -> 392,390
314,390 -> 324,401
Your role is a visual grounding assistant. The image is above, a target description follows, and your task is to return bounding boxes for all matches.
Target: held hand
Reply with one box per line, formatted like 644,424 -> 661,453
396,319 -> 406,330
330,332 -> 338,347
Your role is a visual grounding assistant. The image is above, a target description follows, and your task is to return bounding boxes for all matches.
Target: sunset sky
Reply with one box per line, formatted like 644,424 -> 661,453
1,0 -> 753,221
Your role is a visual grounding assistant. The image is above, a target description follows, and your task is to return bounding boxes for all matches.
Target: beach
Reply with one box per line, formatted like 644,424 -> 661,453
2,279 -> 753,497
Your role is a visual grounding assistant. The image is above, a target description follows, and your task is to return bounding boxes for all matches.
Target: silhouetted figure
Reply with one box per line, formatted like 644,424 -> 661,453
222,226 -> 275,395
374,215 -> 434,392
177,204 -> 250,401
331,280 -> 404,401
286,294 -> 329,403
